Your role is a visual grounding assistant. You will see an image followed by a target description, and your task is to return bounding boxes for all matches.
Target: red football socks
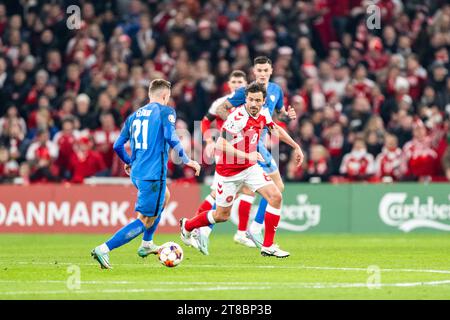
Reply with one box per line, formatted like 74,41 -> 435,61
263,205 -> 281,247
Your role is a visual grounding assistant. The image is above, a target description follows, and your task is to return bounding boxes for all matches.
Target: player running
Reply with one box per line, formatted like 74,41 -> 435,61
91,79 -> 200,269
195,70 -> 257,250
213,56 -> 297,248
180,82 -> 304,258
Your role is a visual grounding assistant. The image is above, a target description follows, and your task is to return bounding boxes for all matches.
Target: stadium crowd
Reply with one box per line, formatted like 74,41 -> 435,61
0,0 -> 449,184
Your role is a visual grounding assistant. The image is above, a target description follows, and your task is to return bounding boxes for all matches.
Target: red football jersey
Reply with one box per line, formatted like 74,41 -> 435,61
215,107 -> 274,177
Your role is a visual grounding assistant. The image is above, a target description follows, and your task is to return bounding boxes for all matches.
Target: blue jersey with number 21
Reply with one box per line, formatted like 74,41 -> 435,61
113,102 -> 189,181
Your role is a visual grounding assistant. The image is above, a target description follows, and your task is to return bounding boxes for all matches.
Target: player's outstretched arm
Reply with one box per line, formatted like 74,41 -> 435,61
215,100 -> 234,120
270,124 -> 304,167
216,136 -> 263,162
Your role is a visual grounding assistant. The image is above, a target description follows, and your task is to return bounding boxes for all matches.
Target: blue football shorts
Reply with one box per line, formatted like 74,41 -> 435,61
131,177 -> 166,217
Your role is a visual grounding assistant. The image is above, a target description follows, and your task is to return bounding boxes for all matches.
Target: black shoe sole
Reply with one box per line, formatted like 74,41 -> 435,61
260,251 -> 289,258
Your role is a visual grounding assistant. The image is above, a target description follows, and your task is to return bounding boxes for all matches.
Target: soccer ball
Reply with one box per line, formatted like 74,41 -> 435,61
158,242 -> 183,267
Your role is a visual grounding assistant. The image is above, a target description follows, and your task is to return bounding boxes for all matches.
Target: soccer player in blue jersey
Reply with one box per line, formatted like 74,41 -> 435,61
91,79 -> 200,269
213,56 -> 298,249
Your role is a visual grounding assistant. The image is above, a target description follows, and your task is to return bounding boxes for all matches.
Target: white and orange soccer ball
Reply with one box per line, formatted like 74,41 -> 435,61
158,242 -> 183,267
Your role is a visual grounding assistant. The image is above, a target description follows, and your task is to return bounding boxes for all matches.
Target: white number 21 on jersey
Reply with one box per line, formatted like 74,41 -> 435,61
132,119 -> 149,149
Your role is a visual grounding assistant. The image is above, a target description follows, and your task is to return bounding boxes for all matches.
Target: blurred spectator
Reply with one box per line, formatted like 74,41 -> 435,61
0,105 -> 26,137
75,93 -> 96,130
402,119 -> 439,180
53,116 -> 80,179
303,144 -> 332,183
339,137 -> 376,181
322,122 -> 349,175
363,115 -> 386,157
25,128 -> 59,183
375,133 -> 404,182
68,136 -> 107,183
3,69 -> 30,115
94,91 -> 122,127
296,120 -> 320,158
91,111 -> 120,169
0,146 -> 19,183
3,121 -> 24,158
26,103 -> 58,140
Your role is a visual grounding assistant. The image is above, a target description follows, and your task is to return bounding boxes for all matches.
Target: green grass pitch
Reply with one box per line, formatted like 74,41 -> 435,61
0,233 -> 449,299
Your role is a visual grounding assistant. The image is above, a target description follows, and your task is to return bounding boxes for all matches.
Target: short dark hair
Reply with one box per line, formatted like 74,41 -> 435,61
254,56 -> 272,66
245,82 -> 266,98
229,70 -> 246,80
61,115 -> 75,125
149,79 -> 171,94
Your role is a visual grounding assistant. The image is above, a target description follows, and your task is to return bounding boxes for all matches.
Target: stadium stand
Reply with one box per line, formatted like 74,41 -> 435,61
0,0 -> 449,184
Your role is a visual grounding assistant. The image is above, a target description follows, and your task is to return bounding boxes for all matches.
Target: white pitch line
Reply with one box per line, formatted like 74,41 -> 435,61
1,280 -> 450,296
0,280 -> 278,285
295,266 -> 450,275
2,261 -> 450,275
0,286 -> 273,295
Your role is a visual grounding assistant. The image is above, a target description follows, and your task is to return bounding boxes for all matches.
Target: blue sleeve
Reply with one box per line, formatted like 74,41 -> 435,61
162,108 -> 190,165
113,117 -> 132,165
275,86 -> 284,111
227,87 -> 246,107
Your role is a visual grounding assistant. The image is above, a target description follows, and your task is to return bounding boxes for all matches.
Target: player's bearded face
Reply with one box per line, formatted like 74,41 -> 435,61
245,92 -> 265,117
253,63 -> 272,84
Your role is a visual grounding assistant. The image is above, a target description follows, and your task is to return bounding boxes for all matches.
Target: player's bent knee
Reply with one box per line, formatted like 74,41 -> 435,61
138,213 -> 155,228
214,207 -> 230,222
268,191 -> 282,207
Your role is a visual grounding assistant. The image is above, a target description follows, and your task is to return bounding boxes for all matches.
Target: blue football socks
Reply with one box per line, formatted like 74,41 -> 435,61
254,197 -> 268,224
142,214 -> 161,241
105,219 -> 146,251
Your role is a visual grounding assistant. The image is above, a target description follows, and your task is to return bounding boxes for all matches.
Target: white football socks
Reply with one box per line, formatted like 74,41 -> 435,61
200,226 -> 212,238
249,221 -> 263,234
141,240 -> 153,248
236,230 -> 247,237
98,243 -> 110,254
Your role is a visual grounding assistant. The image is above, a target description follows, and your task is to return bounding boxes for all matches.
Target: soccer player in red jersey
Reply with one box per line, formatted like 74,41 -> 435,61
181,82 -> 304,257
196,70 -> 258,249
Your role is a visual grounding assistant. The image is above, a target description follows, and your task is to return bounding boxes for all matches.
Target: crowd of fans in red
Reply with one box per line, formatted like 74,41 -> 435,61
0,0 -> 449,184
